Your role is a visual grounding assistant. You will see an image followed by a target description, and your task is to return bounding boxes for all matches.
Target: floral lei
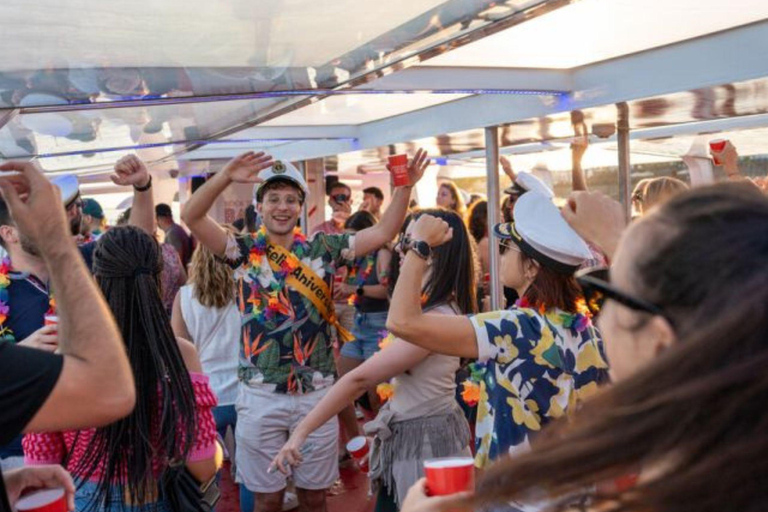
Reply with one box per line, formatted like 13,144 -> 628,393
0,258 -> 56,343
0,259 -> 13,343
346,254 -> 376,307
245,226 -> 308,323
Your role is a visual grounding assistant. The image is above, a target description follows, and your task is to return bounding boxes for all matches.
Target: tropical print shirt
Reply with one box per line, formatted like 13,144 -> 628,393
469,306 -> 609,468
224,231 -> 355,394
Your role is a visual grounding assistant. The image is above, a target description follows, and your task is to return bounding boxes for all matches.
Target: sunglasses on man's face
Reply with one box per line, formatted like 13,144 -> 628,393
576,267 -> 666,320
332,194 -> 350,204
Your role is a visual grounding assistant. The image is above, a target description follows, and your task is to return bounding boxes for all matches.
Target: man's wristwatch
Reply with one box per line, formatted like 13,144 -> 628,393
406,239 -> 431,260
356,286 -> 365,297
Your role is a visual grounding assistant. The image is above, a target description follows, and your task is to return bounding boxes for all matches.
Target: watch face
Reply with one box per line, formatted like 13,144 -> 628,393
412,240 -> 431,258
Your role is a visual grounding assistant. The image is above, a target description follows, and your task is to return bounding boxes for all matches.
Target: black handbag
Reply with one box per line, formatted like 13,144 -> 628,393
159,462 -> 220,512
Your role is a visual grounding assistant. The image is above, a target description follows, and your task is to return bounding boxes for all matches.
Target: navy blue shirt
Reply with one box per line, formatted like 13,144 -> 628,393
4,242 -> 96,343
0,242 -> 95,460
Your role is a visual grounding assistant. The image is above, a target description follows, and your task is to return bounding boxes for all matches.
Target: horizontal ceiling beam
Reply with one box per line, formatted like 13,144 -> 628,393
356,66 -> 572,93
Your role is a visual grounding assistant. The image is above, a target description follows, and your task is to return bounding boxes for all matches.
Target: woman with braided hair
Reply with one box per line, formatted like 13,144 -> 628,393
23,226 -> 219,512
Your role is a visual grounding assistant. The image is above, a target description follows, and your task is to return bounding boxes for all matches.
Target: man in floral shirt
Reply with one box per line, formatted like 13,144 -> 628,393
182,150 -> 428,512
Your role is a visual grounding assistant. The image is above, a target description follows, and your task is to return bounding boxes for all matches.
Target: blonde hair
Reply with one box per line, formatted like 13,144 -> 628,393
188,235 -> 234,309
633,177 -> 689,216
642,177 -> 689,212
439,182 -> 467,218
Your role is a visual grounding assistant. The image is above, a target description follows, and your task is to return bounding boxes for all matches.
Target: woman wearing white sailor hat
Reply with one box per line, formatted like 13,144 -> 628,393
385,190 -> 609,490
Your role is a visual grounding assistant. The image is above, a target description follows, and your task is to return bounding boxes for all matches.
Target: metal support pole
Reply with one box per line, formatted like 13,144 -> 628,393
617,102 -> 632,220
298,161 -> 309,232
485,126 -> 503,311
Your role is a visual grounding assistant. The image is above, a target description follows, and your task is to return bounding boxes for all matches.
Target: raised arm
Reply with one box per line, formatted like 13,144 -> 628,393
571,131 -> 589,192
386,215 -> 478,359
181,151 -> 273,257
271,338 -> 430,474
110,155 -> 155,235
355,149 -> 429,257
0,161 -> 135,432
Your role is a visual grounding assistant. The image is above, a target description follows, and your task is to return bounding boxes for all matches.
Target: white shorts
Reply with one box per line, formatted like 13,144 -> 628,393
235,385 -> 339,493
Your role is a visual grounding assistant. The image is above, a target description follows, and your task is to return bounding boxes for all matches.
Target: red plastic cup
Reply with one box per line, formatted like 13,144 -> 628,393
346,436 -> 370,474
709,139 -> 728,166
424,457 -> 475,496
44,315 -> 58,336
15,488 -> 67,512
346,436 -> 369,459
388,155 -> 411,187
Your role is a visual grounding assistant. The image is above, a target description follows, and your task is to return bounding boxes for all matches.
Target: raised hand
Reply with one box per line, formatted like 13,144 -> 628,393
110,155 -> 151,188
0,161 -> 70,253
562,191 -> 626,260
500,155 -> 516,182
223,151 -> 274,183
406,148 -> 430,186
411,214 -> 453,248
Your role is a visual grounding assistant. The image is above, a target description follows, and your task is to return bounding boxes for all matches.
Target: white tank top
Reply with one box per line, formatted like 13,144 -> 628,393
179,284 -> 240,406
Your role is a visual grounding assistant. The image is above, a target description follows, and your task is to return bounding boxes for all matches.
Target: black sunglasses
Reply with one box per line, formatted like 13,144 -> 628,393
576,267 -> 665,319
332,194 -> 350,203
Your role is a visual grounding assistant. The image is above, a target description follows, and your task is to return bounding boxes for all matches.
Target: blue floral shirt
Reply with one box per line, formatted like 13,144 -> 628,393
469,307 -> 609,468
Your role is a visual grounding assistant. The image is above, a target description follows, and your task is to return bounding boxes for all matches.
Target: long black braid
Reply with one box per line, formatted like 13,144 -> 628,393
68,226 -> 197,510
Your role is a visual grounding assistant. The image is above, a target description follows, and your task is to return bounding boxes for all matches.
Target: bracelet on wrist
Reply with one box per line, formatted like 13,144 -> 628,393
133,175 -> 152,192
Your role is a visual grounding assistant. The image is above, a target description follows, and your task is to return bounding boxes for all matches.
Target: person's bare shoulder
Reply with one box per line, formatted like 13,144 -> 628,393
175,337 -> 203,373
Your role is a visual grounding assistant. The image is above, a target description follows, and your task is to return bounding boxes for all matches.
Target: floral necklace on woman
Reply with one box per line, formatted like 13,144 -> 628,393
245,226 -> 309,323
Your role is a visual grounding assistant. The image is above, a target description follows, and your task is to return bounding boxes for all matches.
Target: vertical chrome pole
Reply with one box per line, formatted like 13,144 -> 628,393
485,126 -> 502,310
617,102 -> 632,220
298,161 -> 309,231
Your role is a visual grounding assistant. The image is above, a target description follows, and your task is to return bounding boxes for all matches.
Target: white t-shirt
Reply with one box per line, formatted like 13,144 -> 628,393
179,284 -> 240,406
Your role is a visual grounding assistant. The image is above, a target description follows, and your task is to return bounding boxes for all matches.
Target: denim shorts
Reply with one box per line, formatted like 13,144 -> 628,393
340,311 -> 388,361
75,479 -> 171,512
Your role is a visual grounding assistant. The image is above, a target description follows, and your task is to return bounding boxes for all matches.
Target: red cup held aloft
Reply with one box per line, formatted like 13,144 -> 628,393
15,488 -> 67,512
388,154 -> 411,187
424,457 -> 475,496
709,139 -> 728,166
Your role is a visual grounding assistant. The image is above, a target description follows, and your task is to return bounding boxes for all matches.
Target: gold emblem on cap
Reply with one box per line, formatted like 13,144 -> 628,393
273,161 -> 286,174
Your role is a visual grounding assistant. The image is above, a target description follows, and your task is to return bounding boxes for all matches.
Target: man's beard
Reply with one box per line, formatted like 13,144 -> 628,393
19,232 -> 41,257
70,213 -> 83,236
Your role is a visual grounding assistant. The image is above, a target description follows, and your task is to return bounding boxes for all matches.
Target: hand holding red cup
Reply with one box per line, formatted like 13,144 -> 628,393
709,139 -> 728,166
15,488 -> 68,512
388,155 -> 411,187
424,457 -> 475,497
346,436 -> 370,474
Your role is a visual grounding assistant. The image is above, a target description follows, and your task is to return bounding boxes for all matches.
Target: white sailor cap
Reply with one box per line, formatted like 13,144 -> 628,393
493,191 -> 591,274
253,160 -> 309,203
50,175 -> 81,208
503,171 -> 554,199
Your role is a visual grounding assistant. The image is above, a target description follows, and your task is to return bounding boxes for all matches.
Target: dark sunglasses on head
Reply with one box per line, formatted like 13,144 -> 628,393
576,267 -> 666,320
332,194 -> 350,203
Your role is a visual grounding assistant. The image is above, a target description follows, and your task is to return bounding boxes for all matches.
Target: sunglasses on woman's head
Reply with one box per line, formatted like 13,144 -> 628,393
576,267 -> 665,319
